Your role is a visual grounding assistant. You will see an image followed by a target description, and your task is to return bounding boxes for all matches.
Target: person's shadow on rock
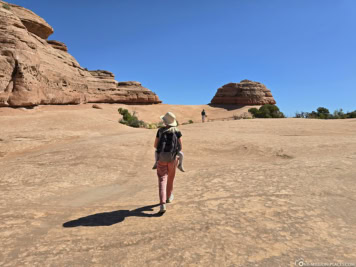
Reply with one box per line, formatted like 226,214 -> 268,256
63,204 -> 162,227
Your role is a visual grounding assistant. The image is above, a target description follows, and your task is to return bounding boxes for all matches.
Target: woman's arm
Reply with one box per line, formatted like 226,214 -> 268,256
178,138 -> 183,151
154,137 -> 159,149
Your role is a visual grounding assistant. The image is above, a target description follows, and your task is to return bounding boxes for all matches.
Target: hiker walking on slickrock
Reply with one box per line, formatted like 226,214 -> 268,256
153,112 -> 184,214
201,109 -> 206,122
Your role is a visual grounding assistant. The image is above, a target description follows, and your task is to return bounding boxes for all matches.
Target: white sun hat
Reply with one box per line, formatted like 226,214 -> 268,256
160,112 -> 177,127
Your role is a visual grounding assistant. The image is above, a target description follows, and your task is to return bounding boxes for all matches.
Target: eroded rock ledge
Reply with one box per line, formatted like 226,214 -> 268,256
0,1 -> 161,107
210,80 -> 276,105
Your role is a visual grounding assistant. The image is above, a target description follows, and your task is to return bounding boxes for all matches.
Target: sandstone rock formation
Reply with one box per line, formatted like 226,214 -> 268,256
210,80 -> 276,105
0,1 -> 161,107
7,2 -> 54,39
47,40 -> 67,52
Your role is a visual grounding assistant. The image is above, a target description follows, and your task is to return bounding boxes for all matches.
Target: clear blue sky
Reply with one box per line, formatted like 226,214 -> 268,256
8,0 -> 356,116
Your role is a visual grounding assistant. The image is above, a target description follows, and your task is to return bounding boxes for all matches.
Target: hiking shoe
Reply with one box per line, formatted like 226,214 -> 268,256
178,164 -> 185,172
159,204 -> 166,213
166,194 -> 174,203
152,162 -> 157,170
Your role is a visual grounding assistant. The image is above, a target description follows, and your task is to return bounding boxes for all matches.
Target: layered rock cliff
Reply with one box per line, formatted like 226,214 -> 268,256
210,80 -> 276,105
0,1 -> 161,107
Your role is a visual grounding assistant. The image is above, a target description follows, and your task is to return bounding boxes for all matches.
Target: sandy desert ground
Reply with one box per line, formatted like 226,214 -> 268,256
0,104 -> 355,267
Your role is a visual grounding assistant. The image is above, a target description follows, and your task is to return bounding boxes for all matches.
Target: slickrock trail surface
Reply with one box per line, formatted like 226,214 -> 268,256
1,104 -> 356,266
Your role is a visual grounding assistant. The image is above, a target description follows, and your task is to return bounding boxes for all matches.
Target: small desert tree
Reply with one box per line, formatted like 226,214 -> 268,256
249,104 -> 285,118
332,109 -> 347,119
248,108 -> 259,117
316,107 -> 331,119
346,110 -> 356,118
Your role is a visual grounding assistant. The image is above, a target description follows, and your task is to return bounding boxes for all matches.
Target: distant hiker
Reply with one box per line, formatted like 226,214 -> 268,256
201,109 -> 206,122
153,112 -> 184,214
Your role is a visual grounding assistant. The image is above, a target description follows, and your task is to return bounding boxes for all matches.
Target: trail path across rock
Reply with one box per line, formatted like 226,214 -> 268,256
1,104 -> 355,266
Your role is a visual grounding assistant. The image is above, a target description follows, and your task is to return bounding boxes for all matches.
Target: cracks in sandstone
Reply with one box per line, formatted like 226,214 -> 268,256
4,55 -> 33,94
1,50 -> 15,94
5,57 -> 20,93
18,38 -> 36,50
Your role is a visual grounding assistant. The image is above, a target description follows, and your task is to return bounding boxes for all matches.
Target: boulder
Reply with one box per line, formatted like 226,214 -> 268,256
0,1 -> 161,107
92,104 -> 103,109
210,80 -> 276,105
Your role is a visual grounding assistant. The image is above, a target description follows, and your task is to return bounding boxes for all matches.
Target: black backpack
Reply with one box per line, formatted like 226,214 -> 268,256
157,129 -> 179,162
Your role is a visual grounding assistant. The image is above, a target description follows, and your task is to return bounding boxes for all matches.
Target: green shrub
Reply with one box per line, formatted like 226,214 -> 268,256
332,109 -> 347,119
248,105 -> 285,118
2,4 -> 11,10
188,120 -> 194,124
295,107 -> 356,119
306,111 -> 319,119
317,107 -> 330,115
346,110 -> 356,118
316,107 -> 331,119
119,117 -> 146,128
118,108 -> 146,128
248,108 -> 259,117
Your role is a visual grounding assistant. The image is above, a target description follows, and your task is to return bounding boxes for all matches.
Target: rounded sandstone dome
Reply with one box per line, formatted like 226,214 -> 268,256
210,80 -> 276,105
